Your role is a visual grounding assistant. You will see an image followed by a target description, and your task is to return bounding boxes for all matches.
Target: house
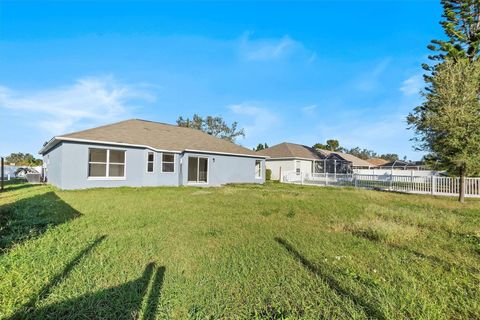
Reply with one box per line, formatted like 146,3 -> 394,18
39,119 -> 266,190
256,142 -> 373,180
316,149 -> 374,169
366,158 -> 390,166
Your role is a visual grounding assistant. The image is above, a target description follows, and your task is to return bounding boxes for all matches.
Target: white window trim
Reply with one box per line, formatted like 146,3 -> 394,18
161,152 -> 176,173
146,151 -> 155,173
187,156 -> 209,184
295,160 -> 301,175
87,148 -> 127,180
255,160 -> 262,179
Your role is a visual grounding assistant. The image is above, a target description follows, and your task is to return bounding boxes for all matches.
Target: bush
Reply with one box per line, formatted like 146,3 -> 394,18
266,169 -> 272,181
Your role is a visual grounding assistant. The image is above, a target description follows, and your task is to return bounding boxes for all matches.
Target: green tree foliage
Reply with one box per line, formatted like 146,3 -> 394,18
177,114 -> 245,143
426,0 -> 480,65
5,153 -> 43,166
408,59 -> 480,202
313,139 -> 341,151
379,154 -> 399,162
253,143 -> 269,151
410,0 -> 480,202
346,147 -> 378,160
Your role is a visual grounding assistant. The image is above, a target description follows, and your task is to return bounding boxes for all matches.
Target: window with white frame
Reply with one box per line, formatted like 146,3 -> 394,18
88,148 -> 125,178
147,152 -> 154,173
162,153 -> 175,172
255,160 -> 262,178
295,160 -> 301,175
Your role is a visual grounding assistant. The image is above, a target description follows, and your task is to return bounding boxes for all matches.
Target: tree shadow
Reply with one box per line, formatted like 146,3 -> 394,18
0,191 -> 81,253
2,182 -> 37,192
350,231 -> 480,274
275,237 -> 385,320
9,235 -> 166,320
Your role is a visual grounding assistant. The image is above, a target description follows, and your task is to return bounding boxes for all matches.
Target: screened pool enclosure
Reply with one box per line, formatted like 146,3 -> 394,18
313,156 -> 352,174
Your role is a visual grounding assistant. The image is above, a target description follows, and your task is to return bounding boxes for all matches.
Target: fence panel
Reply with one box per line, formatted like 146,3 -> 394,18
280,171 -> 480,198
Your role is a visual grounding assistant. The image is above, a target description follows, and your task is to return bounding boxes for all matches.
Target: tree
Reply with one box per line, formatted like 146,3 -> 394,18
408,59 -> 480,202
313,139 -> 341,151
426,0 -> 480,64
177,114 -> 245,143
380,153 -> 399,162
253,143 -> 269,151
409,0 -> 480,202
346,147 -> 378,160
5,153 -> 42,166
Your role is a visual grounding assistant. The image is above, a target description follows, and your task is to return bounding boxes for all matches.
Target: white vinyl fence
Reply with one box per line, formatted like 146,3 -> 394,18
281,171 -> 480,198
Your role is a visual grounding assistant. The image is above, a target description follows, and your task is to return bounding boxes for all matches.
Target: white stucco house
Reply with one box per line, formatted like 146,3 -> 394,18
256,142 -> 373,180
39,119 -> 267,190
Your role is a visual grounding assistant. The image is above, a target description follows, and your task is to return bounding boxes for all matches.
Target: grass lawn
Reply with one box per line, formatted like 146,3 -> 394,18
1,181 -> 479,319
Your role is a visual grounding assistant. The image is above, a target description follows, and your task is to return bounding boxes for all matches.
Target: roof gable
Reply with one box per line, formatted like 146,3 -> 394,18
256,142 -> 322,160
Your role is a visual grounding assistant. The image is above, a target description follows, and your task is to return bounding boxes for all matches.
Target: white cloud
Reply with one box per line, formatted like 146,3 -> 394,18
400,74 -> 423,96
0,76 -> 155,135
228,102 -> 279,138
301,104 -> 317,116
239,32 -> 308,62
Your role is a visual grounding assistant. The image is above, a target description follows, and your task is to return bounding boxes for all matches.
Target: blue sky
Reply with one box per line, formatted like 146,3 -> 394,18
0,1 -> 442,160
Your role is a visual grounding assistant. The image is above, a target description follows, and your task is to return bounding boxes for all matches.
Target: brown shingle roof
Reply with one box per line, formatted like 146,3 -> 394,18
256,142 -> 322,160
366,158 -> 389,166
256,142 -> 373,167
43,119 -> 261,157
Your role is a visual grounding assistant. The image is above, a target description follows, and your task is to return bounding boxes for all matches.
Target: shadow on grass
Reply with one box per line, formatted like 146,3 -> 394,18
0,192 -> 81,253
275,237 -> 385,320
3,183 -> 37,192
9,235 -> 166,320
350,231 -> 480,274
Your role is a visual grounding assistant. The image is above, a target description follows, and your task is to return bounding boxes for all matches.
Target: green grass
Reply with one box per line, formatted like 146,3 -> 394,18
0,181 -> 479,319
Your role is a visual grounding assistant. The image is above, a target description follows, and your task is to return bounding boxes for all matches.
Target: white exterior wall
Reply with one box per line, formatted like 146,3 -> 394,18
43,141 -> 265,190
266,159 -> 314,180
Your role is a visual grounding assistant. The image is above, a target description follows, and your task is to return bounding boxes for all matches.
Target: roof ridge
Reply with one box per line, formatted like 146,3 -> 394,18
58,119 -> 135,137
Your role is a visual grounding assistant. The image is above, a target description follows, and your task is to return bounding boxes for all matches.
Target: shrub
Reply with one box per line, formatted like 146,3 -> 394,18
266,169 -> 272,180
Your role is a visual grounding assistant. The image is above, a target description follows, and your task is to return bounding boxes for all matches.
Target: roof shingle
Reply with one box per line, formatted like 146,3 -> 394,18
44,119 -> 261,157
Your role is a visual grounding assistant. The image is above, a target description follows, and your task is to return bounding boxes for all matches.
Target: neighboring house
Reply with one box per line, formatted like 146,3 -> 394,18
1,165 -> 42,179
39,119 -> 266,190
366,158 -> 390,167
377,160 -> 427,170
256,142 -> 372,180
316,149 -> 374,169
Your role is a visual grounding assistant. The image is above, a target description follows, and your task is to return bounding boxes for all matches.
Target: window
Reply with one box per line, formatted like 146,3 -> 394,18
255,160 -> 262,178
295,160 -> 301,174
147,152 -> 154,173
88,148 -> 125,178
188,156 -> 208,183
162,153 -> 175,172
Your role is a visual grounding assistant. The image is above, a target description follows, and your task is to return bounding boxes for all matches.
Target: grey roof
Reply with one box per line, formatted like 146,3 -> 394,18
257,142 -> 373,167
256,142 -> 322,160
40,119 -> 263,157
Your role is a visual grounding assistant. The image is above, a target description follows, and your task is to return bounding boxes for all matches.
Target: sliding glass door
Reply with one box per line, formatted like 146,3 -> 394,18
188,156 -> 208,183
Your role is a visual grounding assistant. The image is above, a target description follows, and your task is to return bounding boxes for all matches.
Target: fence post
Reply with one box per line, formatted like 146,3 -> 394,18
0,157 -> 4,193
354,173 -> 357,188
389,172 -> 393,191
431,175 -> 436,195
325,172 -> 328,186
